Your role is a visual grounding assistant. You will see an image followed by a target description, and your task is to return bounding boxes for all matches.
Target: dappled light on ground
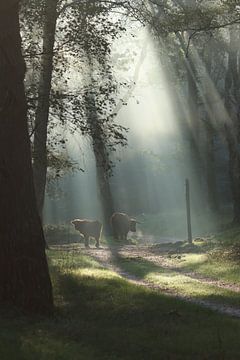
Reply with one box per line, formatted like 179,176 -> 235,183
3,247 -> 240,359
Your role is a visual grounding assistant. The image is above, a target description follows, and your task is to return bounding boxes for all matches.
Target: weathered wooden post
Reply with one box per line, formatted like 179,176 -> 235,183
185,178 -> 193,244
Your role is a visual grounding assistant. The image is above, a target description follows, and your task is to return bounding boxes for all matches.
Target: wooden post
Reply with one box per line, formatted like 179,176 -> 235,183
185,179 -> 193,244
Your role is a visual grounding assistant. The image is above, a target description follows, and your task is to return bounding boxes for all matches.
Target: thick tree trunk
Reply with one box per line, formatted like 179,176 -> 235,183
0,1 -> 53,314
32,0 -> 58,218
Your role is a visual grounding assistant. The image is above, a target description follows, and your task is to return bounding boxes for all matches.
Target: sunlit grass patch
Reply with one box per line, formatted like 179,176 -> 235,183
176,253 -> 208,267
49,250 -> 103,271
71,267 -> 121,280
117,257 -> 240,307
165,252 -> 209,270
158,236 -> 240,286
147,271 -> 240,302
2,249 -> 240,359
174,253 -> 240,286
148,229 -> 240,287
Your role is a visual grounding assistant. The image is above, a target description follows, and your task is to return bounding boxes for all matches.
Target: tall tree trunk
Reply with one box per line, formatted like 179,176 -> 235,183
32,0 -> 58,218
205,122 -> 219,212
187,64 -> 202,172
176,33 -> 203,181
203,44 -> 219,212
94,138 -> 115,234
0,1 -> 53,314
224,28 -> 240,223
85,91 -> 115,234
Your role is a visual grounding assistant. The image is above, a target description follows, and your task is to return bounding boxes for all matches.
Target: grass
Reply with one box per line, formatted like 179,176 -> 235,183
168,252 -> 240,285
148,227 -> 240,286
116,255 -> 240,308
2,249 -> 240,359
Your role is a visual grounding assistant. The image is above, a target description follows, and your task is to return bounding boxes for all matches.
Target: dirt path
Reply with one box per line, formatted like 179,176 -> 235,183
120,246 -> 240,293
82,245 -> 240,318
85,245 -> 240,292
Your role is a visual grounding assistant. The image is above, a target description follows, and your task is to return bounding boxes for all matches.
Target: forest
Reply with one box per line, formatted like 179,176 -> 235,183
2,0 -> 240,359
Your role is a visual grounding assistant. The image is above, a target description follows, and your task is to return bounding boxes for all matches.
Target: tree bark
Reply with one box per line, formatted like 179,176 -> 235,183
32,0 -> 58,218
203,44 -> 219,212
85,91 -> 115,234
205,123 -> 219,212
0,1 -> 53,313
94,142 -> 115,234
176,33 -> 203,182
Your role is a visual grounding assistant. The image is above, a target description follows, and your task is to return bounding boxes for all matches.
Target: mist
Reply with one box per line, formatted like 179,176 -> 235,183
44,23 -> 231,242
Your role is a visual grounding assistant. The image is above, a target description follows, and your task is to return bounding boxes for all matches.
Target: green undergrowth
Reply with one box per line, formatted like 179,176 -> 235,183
44,224 -> 79,245
2,250 -> 240,359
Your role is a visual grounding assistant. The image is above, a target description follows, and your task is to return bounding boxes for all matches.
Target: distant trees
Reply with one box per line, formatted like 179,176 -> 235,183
19,0 -> 240,225
0,1 -> 53,313
141,0 -> 240,221
21,0 -> 128,224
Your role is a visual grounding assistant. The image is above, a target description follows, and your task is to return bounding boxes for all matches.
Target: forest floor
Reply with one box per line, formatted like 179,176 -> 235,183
3,243 -> 240,359
58,240 -> 240,319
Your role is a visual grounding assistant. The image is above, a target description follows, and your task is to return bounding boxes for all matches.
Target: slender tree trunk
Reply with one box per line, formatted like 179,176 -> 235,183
203,45 -> 219,212
94,140 -> 115,234
187,66 -> 202,168
83,51 -> 115,234
85,91 -> 115,234
0,1 -> 53,314
205,123 -> 219,212
176,33 -> 203,181
33,0 -> 58,218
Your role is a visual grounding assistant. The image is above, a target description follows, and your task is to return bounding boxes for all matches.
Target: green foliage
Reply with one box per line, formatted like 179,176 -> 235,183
46,151 -> 81,183
21,0 -> 129,180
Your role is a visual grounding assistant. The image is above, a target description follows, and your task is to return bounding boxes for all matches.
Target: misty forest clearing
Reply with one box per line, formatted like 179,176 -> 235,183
3,0 -> 240,359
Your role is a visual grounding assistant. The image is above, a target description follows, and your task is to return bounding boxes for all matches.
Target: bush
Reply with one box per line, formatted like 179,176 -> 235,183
44,224 -> 80,245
